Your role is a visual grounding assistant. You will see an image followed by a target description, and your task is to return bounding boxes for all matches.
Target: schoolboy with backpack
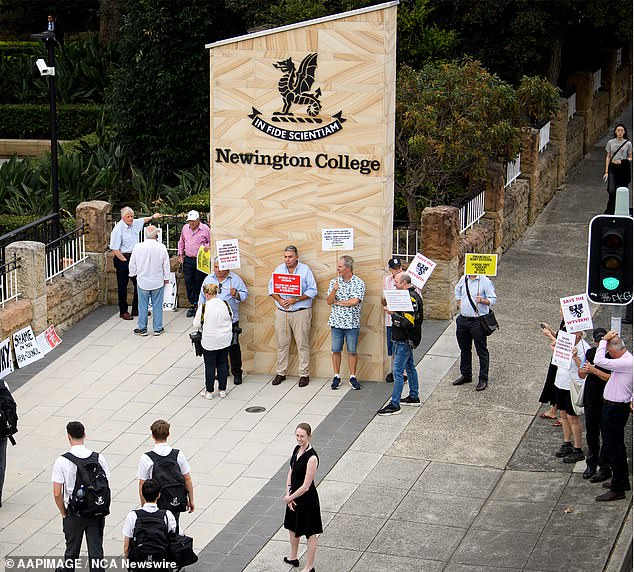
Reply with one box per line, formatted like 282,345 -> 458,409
51,421 -> 111,572
137,420 -> 194,525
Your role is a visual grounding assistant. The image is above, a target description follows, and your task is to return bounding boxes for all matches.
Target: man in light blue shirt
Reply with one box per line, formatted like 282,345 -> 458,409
268,245 -> 318,387
453,274 -> 497,391
109,207 -> 161,320
199,258 -> 249,384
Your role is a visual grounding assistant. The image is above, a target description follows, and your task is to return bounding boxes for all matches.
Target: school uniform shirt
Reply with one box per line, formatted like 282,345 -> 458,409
51,445 -> 111,506
137,443 -> 191,480
122,502 -> 177,538
554,339 -> 590,391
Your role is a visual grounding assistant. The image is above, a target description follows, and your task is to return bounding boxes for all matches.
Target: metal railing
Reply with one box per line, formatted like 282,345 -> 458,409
392,225 -> 419,262
592,68 -> 602,94
45,225 -> 87,281
567,92 -> 576,119
0,253 -> 20,308
505,154 -> 522,187
0,213 -> 64,268
538,121 -> 551,153
107,214 -> 188,255
458,190 -> 486,233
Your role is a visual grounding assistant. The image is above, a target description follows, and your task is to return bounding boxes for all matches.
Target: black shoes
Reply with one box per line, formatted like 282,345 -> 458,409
596,490 -> 626,502
298,376 -> 310,387
272,374 -> 286,385
186,305 -> 197,317
385,372 -> 394,383
590,470 -> 612,483
475,381 -> 488,391
452,375 -> 472,386
563,449 -> 585,463
555,442 -> 573,458
583,466 -> 596,480
602,482 -> 630,491
233,375 -> 242,385
284,557 -> 299,567
401,395 -> 421,406
377,402 -> 401,416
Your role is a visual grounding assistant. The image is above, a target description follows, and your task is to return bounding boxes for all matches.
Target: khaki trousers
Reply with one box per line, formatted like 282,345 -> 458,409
275,307 -> 312,376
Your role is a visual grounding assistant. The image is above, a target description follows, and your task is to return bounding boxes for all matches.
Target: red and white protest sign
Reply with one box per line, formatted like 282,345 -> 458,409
406,252 -> 437,290
560,293 -> 593,333
272,273 -> 302,296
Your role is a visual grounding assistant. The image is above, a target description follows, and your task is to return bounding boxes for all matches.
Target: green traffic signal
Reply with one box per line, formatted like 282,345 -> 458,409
602,276 -> 620,291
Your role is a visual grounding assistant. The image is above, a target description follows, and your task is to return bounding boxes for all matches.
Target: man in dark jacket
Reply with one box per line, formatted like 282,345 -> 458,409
377,273 -> 423,416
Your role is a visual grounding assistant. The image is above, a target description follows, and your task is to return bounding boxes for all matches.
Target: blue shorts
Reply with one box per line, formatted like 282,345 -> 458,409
386,326 -> 393,356
331,327 -> 360,354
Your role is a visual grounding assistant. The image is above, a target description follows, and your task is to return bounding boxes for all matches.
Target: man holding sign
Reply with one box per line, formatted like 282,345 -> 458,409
268,246 -> 318,387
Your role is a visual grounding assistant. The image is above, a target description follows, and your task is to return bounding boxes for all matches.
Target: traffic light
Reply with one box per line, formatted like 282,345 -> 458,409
586,215 -> 633,305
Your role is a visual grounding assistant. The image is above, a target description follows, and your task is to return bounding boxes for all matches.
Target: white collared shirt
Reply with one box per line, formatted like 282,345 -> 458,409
51,444 -> 110,506
122,502 -> 177,538
128,239 -> 171,290
137,443 -> 191,480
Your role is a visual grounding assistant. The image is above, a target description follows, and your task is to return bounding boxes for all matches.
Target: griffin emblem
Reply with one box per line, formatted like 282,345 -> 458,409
273,53 -> 322,117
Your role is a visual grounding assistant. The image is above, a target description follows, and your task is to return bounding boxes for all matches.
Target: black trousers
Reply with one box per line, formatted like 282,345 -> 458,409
0,437 -> 6,502
113,254 -> 137,315
456,315 -> 489,383
583,380 -> 609,471
203,346 -> 229,391
183,256 -> 207,306
230,321 -> 242,377
601,401 -> 631,493
62,514 -> 105,571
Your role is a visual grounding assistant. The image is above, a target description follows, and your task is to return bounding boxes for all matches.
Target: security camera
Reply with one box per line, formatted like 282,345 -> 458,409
35,58 -> 54,76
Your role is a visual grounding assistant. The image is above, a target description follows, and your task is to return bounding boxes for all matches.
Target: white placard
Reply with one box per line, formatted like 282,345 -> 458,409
322,228 -> 354,251
163,272 -> 178,311
406,252 -> 437,289
217,239 -> 241,270
383,289 -> 414,312
560,293 -> 593,333
0,338 -> 13,379
35,325 -> 62,355
551,330 -> 577,369
12,326 -> 44,368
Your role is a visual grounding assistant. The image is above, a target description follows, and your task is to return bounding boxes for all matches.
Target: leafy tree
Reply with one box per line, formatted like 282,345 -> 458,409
395,60 -> 521,225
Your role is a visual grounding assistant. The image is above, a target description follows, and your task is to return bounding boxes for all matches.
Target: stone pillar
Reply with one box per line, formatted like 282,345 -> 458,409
420,206 -> 460,320
5,241 -> 47,333
549,98 -> 569,186
483,162 -> 505,252
601,49 -> 619,123
566,71 -> 594,153
520,128 -> 541,225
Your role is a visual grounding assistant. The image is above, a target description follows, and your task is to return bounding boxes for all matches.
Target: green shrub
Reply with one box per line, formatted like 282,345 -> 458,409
0,103 -> 104,139
516,76 -> 561,126
0,41 -> 39,57
173,191 -> 210,215
0,214 -> 38,236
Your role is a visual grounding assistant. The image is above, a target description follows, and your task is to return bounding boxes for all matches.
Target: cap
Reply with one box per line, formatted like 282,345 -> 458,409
187,210 -> 200,221
592,327 -> 608,341
388,257 -> 402,269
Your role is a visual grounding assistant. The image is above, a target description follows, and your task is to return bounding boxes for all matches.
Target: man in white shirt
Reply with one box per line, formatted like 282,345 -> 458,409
129,225 -> 170,336
137,420 -> 194,526
123,479 -> 177,559
51,422 -> 110,572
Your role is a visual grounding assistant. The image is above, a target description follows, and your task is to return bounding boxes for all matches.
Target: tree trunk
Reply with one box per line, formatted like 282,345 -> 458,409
99,0 -> 121,43
406,194 -> 418,227
547,38 -> 563,86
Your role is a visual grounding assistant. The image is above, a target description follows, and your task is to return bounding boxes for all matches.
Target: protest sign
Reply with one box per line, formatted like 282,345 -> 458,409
322,228 -> 354,251
12,326 -> 44,368
383,289 -> 414,312
217,239 -> 241,270
406,252 -> 437,289
551,331 -> 577,368
560,293 -> 593,333
163,272 -> 178,311
36,325 -> 62,356
272,273 -> 302,296
0,338 -> 13,379
465,253 -> 498,276
196,245 -> 211,274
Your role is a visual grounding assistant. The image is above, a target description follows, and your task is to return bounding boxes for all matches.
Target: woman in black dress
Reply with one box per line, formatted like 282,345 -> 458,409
283,423 -> 322,572
538,317 -> 566,426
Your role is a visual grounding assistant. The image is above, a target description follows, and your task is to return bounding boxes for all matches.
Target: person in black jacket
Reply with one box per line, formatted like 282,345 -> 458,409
377,273 -> 423,416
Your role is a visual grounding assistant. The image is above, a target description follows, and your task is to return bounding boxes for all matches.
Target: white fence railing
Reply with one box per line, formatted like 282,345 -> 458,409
505,154 -> 521,187
459,190 -> 486,234
538,121 -> 551,153
592,69 -> 602,94
0,254 -> 20,308
616,48 -> 622,68
567,92 -> 576,119
46,228 -> 87,281
392,226 -> 419,262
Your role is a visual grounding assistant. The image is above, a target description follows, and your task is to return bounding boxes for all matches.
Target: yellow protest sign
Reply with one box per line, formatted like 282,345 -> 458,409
465,253 -> 498,276
196,245 -> 211,274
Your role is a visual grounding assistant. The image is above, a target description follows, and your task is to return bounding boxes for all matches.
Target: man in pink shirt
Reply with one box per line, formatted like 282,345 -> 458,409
178,210 -> 211,317
593,331 -> 633,502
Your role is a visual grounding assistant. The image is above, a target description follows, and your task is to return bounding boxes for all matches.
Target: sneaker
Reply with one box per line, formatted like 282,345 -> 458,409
204,391 -> 213,400
153,328 -> 164,336
377,402 -> 401,416
349,377 -> 361,390
563,449 -> 585,464
200,389 -> 207,397
401,395 -> 421,406
134,328 -> 148,336
385,372 -> 394,383
186,305 -> 197,318
331,376 -> 341,390
555,442 -> 573,458
219,390 -> 226,398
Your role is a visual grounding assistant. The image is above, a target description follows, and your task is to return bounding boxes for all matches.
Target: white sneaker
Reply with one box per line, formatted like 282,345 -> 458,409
200,389 -> 207,397
204,391 -> 213,400
219,390 -> 227,398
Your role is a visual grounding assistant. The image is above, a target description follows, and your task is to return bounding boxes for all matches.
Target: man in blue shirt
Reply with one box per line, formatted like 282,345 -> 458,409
453,274 -> 497,391
268,245 -> 318,387
199,259 -> 249,384
109,207 -> 162,320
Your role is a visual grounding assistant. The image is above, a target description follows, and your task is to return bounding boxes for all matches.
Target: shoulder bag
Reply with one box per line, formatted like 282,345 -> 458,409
465,277 -> 499,336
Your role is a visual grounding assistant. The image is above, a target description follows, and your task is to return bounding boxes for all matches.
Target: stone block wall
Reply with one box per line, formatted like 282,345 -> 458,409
566,115 -> 585,169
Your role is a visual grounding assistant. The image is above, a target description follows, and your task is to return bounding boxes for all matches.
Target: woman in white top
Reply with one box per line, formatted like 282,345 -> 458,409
603,123 -> 633,214
193,283 -> 233,399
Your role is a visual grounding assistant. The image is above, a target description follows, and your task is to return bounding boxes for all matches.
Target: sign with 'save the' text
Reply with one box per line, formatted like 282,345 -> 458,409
465,253 -> 498,276
272,273 -> 302,296
560,293 -> 593,333
406,252 -> 437,289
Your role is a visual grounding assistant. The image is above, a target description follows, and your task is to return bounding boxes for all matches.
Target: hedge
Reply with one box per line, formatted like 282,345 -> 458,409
0,103 -> 104,139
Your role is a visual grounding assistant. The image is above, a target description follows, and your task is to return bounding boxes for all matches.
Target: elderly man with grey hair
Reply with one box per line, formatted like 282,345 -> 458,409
327,255 -> 366,390
109,207 -> 162,320
129,226 -> 170,336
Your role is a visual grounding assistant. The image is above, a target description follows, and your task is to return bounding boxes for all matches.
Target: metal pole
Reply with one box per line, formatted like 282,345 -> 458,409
46,36 -> 59,219
611,186 -> 631,335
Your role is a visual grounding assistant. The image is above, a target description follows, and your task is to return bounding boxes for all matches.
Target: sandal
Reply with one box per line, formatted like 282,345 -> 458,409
540,412 -> 557,420
552,419 -> 562,427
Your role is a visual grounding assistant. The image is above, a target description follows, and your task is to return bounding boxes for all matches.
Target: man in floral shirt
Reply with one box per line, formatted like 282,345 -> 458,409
326,255 -> 366,390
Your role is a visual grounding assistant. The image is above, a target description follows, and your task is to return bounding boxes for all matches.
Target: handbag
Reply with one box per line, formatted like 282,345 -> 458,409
167,530 -> 198,568
189,303 -> 205,357
222,300 -> 242,346
465,277 -> 499,336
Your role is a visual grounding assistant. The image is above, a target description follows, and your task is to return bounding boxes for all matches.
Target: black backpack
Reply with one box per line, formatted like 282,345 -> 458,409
128,509 -> 170,565
147,450 -> 188,513
62,452 -> 111,518
0,385 -> 18,445
392,289 -> 424,348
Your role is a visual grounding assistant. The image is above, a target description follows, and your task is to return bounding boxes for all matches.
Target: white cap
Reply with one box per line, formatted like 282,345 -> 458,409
187,210 -> 200,221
